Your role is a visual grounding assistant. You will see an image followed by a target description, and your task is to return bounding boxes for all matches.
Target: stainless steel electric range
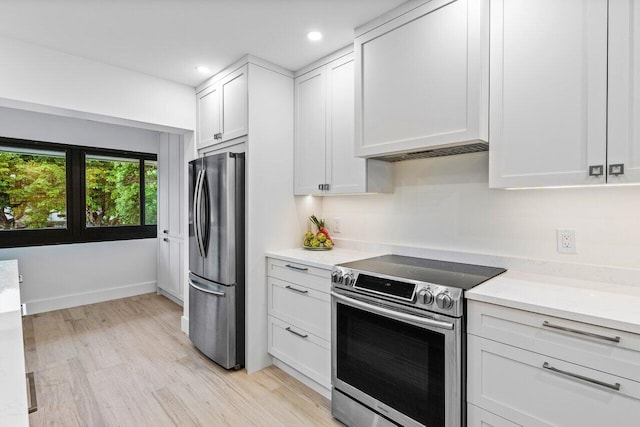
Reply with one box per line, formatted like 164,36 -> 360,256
330,255 -> 506,427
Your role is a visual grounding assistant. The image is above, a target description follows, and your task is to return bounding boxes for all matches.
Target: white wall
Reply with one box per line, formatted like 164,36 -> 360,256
322,152 -> 640,270
0,35 -> 195,132
0,108 -> 162,313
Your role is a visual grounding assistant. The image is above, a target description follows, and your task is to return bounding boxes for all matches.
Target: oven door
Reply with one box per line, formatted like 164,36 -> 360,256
331,290 -> 462,427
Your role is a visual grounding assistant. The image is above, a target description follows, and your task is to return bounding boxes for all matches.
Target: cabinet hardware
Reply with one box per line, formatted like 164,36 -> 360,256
324,183 -> 330,191
542,362 -> 620,391
588,165 -> 604,177
609,163 -> 625,176
542,321 -> 620,343
163,238 -> 169,242
285,285 -> 309,294
26,372 -> 38,413
285,264 -> 308,272
18,274 -> 23,284
318,184 -> 323,191
163,229 -> 168,234
214,132 -> 223,140
285,327 -> 308,338
20,304 -> 26,316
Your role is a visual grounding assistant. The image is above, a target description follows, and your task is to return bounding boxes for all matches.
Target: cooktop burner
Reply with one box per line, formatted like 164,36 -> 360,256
338,254 -> 506,291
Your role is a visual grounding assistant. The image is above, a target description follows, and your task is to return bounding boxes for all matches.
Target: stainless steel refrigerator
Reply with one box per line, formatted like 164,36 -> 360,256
188,152 -> 244,370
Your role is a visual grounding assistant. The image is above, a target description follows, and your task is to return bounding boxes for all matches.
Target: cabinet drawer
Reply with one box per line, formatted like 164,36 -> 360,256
467,403 -> 521,427
468,335 -> 640,427
267,316 -> 331,389
266,258 -> 331,293
468,301 -> 640,382
268,277 -> 330,341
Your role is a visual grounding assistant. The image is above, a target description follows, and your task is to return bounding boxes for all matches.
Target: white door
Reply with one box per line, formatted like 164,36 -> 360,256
158,236 -> 171,294
294,67 -> 327,195
197,84 -> 221,149
168,237 -> 183,299
326,53 -> 367,194
608,0 -> 640,184
167,135 -> 183,237
220,65 -> 248,142
489,0 -> 608,188
355,0 -> 488,158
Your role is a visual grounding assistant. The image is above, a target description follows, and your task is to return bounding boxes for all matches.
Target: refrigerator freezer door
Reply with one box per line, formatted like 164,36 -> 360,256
188,273 -> 237,369
202,153 -> 237,285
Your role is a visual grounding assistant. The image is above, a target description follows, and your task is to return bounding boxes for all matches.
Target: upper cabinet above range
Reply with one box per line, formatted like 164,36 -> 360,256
489,0 -> 640,188
354,0 -> 489,160
196,65 -> 248,150
294,49 -> 392,195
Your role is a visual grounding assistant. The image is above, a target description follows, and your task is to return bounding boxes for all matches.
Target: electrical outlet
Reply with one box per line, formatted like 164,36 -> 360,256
333,217 -> 342,233
556,229 -> 576,254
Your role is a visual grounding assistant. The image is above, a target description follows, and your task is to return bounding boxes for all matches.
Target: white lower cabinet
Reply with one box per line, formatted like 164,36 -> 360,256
158,236 -> 184,302
467,403 -> 521,427
467,301 -> 640,426
266,257 -> 331,392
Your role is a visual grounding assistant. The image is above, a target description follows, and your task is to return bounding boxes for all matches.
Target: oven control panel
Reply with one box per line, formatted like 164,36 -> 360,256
331,266 -> 464,317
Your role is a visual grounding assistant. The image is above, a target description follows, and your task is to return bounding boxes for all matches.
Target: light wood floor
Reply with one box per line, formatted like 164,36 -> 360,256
23,293 -> 339,427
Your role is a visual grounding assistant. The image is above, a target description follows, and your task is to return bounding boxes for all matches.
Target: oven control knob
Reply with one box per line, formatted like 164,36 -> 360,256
343,273 -> 355,287
418,288 -> 434,305
331,270 -> 343,284
435,292 -> 454,310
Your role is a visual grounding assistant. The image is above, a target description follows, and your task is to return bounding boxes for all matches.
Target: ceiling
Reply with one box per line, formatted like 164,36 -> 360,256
0,0 -> 405,87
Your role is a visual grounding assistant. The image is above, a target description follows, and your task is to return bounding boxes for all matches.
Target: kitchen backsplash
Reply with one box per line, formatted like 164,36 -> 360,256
320,152 -> 640,272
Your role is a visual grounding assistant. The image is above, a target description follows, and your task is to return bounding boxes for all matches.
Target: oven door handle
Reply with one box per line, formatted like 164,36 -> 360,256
331,291 -> 455,331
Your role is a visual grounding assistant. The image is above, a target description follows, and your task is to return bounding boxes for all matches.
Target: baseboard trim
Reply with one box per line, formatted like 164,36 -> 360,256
272,358 -> 331,400
23,281 -> 157,315
157,288 -> 184,307
181,315 -> 189,335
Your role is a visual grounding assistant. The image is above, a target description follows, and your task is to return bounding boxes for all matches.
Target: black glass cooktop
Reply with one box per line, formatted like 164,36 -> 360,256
338,255 -> 506,291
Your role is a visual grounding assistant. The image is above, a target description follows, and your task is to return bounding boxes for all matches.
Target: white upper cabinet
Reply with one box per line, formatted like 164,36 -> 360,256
294,66 -> 327,195
489,0 -> 608,188
354,0 -> 488,158
608,0 -> 640,184
197,85 -> 220,149
490,0 -> 640,188
294,51 -> 392,195
196,65 -> 248,150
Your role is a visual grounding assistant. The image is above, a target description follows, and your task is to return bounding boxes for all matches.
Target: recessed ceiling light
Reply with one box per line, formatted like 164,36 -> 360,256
196,66 -> 210,74
307,31 -> 323,42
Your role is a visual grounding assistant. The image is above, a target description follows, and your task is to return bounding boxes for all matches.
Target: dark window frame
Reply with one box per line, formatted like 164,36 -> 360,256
0,136 -> 157,248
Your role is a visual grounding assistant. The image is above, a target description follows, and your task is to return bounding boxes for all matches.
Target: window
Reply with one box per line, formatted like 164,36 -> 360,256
0,137 -> 157,248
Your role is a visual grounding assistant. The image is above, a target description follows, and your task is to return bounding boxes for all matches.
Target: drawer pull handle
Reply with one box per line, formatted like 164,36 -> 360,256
285,285 -> 309,294
285,264 -> 308,272
542,321 -> 621,343
542,362 -> 620,391
285,327 -> 308,339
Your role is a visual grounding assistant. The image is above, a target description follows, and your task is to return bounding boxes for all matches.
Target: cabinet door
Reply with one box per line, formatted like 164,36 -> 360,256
355,0 -> 488,158
220,65 -> 248,142
169,237 -> 183,299
197,84 -> 221,149
158,236 -> 171,294
326,53 -> 367,194
294,67 -> 327,195
489,0 -> 608,188
467,404 -> 521,427
167,135 -> 183,237
608,0 -> 640,184
468,335 -> 640,427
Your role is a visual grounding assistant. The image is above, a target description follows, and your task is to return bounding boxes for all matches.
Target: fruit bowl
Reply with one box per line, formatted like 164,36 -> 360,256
302,245 -> 333,251
302,215 -> 334,251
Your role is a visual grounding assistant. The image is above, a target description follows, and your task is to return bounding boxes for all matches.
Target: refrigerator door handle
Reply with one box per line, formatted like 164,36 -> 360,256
188,279 -> 226,297
201,170 -> 211,256
193,170 -> 205,257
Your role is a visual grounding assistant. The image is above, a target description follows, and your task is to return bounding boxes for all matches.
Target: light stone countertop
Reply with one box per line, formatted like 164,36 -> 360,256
467,270 -> 640,334
265,247 -> 386,270
0,259 -> 29,427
